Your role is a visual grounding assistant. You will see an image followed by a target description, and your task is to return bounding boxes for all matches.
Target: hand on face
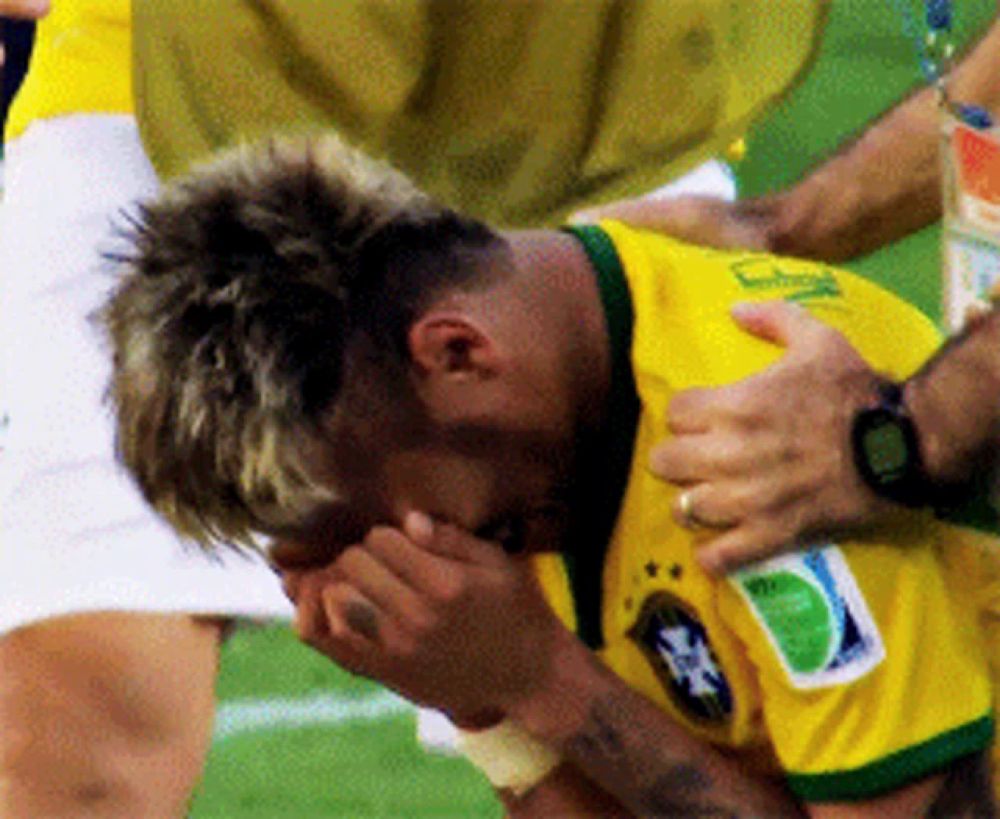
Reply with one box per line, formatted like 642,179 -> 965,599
280,512 -> 568,728
650,301 -> 893,574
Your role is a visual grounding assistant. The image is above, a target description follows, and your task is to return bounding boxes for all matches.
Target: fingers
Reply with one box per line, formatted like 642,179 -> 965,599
290,566 -> 342,643
729,300 -> 823,348
402,510 -> 434,545
345,525 -> 486,604
570,196 -> 699,232
693,523 -> 794,576
667,388 -> 723,434
355,526 -> 442,591
672,485 -> 734,531
343,598 -> 380,642
282,562 -> 380,653
649,433 -> 750,484
335,542 -> 427,617
0,0 -> 50,18
397,517 -> 506,567
289,568 -> 383,676
670,478 -> 786,533
316,583 -> 382,668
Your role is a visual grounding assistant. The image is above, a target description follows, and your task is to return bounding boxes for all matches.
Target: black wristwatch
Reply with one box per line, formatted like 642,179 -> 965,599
850,379 -> 933,508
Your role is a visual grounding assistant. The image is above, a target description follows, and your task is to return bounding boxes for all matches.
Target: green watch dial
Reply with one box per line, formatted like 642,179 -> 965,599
863,419 -> 909,483
851,382 -> 931,508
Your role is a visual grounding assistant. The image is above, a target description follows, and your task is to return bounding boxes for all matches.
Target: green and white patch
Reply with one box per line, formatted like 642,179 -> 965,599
732,546 -> 884,690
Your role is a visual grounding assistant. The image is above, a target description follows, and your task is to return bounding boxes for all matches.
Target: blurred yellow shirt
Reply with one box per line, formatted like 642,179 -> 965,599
5,0 -> 131,141
134,0 -> 828,225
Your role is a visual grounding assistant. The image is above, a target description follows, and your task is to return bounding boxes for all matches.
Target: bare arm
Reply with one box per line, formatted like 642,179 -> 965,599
512,643 -> 975,817
764,11 -> 1000,262
906,305 -> 1000,486
504,630 -> 800,817
575,13 -> 1000,264
500,763 -> 633,819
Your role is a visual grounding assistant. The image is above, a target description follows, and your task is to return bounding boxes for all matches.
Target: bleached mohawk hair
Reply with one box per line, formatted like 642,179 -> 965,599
101,133 -> 500,548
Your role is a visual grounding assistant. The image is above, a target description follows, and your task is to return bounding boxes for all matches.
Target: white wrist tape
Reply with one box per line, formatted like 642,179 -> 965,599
455,719 -> 562,797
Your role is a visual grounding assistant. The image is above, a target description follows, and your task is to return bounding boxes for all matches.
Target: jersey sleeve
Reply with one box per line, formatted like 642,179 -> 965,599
718,521 -> 994,802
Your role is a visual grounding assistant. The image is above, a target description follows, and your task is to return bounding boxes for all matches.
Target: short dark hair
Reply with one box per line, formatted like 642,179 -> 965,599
102,134 -> 503,547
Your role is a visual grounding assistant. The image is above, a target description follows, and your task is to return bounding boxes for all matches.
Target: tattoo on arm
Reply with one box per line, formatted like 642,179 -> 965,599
565,695 -> 745,818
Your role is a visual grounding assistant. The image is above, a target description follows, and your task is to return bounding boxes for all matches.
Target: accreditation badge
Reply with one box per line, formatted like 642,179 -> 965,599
941,116 -> 1000,331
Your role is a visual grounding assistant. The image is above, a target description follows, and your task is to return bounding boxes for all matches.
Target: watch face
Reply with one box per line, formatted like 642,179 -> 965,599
863,415 -> 909,483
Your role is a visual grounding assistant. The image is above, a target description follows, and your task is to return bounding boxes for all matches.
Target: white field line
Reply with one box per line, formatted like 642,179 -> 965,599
213,690 -> 414,741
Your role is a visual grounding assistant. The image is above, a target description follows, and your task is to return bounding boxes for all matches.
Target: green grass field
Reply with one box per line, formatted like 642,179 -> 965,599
190,2 -> 997,816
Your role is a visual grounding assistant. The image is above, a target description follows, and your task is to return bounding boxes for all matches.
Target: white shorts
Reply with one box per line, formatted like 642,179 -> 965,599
0,115 -> 293,635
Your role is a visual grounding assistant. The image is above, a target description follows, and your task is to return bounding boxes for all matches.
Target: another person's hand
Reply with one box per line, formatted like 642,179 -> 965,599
0,0 -> 49,16
281,513 -> 569,728
650,301 -> 894,574
572,194 -> 775,253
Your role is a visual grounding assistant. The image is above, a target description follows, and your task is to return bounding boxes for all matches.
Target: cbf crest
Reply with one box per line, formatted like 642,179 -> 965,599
629,592 -> 733,723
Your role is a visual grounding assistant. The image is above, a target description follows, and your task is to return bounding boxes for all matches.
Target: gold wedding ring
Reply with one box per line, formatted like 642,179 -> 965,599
678,490 -> 700,530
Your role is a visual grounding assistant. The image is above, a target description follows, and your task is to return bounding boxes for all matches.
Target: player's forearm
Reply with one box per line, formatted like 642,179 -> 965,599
906,305 -> 1000,486
761,16 -> 1000,263
505,632 -> 802,818
500,762 -> 634,818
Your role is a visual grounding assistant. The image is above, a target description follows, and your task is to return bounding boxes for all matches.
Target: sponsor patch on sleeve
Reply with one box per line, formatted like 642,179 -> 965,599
732,546 -> 885,689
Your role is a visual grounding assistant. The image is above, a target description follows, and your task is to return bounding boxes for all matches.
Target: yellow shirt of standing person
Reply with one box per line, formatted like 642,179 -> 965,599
5,0 -> 131,141
134,0 -> 828,225
538,223 -> 995,801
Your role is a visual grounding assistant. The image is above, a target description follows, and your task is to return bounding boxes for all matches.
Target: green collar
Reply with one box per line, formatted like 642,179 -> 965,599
561,225 -> 641,649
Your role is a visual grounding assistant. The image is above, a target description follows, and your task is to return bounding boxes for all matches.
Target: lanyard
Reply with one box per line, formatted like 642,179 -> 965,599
890,0 -> 993,128
891,1 -> 1000,330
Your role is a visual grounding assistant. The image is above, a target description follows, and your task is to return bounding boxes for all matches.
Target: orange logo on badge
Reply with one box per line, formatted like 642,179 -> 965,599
954,125 -> 1000,230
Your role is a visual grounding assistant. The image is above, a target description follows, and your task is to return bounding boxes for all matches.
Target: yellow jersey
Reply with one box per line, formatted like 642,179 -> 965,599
134,0 -> 827,225
4,0 -> 131,142
548,222 -> 995,801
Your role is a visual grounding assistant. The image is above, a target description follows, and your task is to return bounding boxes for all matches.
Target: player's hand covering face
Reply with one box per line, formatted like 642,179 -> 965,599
280,512 -> 568,728
270,435 -> 572,570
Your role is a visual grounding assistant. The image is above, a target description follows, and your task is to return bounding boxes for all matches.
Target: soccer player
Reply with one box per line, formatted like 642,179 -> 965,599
0,2 -> 829,811
102,135 -> 996,816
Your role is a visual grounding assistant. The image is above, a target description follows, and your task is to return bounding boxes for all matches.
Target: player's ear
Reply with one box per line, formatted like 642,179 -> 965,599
406,311 -> 501,383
